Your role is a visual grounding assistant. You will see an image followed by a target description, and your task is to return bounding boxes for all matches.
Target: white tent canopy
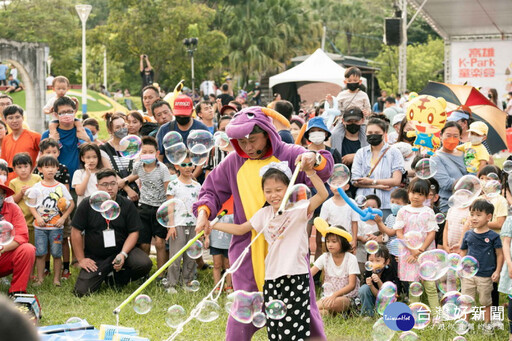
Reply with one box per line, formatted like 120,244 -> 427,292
269,48 -> 346,88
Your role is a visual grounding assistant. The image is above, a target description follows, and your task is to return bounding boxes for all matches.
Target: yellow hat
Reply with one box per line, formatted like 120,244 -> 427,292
314,217 -> 352,243
467,121 -> 488,136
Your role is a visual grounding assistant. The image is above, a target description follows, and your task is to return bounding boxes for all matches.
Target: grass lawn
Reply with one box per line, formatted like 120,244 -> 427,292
4,258 -> 507,341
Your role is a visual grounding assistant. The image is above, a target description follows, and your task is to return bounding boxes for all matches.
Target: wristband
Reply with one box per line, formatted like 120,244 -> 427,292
120,251 -> 128,259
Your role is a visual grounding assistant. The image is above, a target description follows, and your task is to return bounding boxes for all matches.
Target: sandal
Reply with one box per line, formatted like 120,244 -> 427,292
224,286 -> 234,294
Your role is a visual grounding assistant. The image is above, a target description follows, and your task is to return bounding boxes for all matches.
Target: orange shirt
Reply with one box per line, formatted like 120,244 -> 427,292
1,129 -> 41,169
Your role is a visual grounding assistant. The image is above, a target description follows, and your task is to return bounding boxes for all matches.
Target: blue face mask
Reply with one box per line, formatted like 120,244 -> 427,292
169,174 -> 178,181
390,203 -> 403,216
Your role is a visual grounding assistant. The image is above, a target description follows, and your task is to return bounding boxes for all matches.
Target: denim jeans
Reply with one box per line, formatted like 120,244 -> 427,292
359,284 -> 376,316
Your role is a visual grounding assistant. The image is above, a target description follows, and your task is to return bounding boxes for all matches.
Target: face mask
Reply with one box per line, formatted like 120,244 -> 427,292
443,137 -> 459,151
402,132 -> 415,143
308,131 -> 326,145
175,116 -> 191,126
469,135 -> 483,145
346,82 -> 359,91
92,133 -> 98,141
140,153 -> 156,164
390,203 -> 403,216
60,113 -> 74,124
346,123 -> 360,134
366,134 -> 383,146
114,127 -> 128,139
169,174 -> 178,182
0,175 -> 6,184
423,199 -> 431,207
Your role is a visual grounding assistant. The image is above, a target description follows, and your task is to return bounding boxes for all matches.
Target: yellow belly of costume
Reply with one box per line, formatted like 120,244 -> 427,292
236,156 -> 281,291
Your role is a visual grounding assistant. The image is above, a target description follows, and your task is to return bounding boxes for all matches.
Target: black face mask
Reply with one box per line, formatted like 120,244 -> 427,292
175,116 -> 191,126
346,82 -> 359,91
402,132 -> 415,143
367,134 -> 383,146
346,123 -> 360,134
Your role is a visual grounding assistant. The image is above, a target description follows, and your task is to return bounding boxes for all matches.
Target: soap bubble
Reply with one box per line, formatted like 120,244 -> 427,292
437,269 -> 460,294
166,305 -> 186,328
185,280 -> 200,292
409,282 -> 423,297
453,175 -> 482,202
250,292 -> 264,316
226,290 -> 256,324
365,240 -> 379,254
419,261 -> 437,281
503,160 -> 512,174
365,261 -> 373,272
186,240 -> 203,259
448,253 -> 462,270
24,187 -> 43,208
487,172 -> 499,181
214,131 -> 230,149
190,150 -> 209,166
435,213 -> 446,224
133,294 -> 152,314
415,158 -> 437,179
452,336 -> 467,341
376,294 -> 396,315
156,199 -> 188,228
388,239 -> 407,257
448,189 -> 474,209
442,302 -> 460,320
285,184 -> 312,211
458,256 -> 479,278
378,281 -> 397,297
64,317 -> 87,339
89,191 -> 111,212
322,282 -> 334,298
252,312 -> 266,328
165,142 -> 187,165
440,291 -> 461,307
403,231 -> 423,250
453,320 -> 469,335
409,302 -> 431,329
196,300 -> 220,322
0,221 -> 14,246
328,164 -> 350,188
162,131 -> 183,150
265,300 -> 287,320
355,195 -> 367,207
418,249 -> 449,281
482,179 -> 501,198
119,135 -> 142,159
372,317 -> 396,341
187,130 -> 214,153
399,331 -> 419,341
100,200 -> 120,220
456,295 -> 475,316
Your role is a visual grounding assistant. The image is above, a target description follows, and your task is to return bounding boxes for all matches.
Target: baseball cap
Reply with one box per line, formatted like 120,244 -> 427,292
392,113 -> 406,126
220,104 -> 237,115
467,121 -> 488,136
446,110 -> 470,122
343,107 -> 364,121
173,95 -> 193,116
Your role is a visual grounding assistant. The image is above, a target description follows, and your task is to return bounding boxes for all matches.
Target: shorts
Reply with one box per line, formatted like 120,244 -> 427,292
35,228 -> 63,258
461,275 -> 493,307
210,246 -> 228,258
138,203 -> 167,244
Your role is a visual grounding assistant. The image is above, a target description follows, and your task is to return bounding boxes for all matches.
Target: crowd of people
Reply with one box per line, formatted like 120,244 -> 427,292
0,63 -> 511,341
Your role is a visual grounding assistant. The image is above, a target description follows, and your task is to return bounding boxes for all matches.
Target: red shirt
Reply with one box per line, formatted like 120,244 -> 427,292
1,201 -> 29,245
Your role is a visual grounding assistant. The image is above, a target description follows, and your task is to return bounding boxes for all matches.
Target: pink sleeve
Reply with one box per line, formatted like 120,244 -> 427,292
249,207 -> 268,233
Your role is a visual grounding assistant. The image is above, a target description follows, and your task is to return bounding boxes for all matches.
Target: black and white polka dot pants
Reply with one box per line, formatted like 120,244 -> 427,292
263,274 -> 311,341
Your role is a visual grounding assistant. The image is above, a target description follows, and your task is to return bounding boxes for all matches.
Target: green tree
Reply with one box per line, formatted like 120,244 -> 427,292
373,37 -> 444,94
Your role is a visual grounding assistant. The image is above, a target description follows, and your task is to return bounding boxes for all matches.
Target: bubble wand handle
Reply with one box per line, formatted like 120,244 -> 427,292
113,209 -> 228,315
277,161 -> 302,215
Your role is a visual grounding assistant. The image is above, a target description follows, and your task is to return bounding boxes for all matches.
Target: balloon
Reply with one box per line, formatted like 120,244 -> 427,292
328,164 -> 351,188
336,187 -> 382,222
187,130 -> 214,153
162,131 -> 183,150
24,187 -> 43,208
89,191 -> 111,212
415,158 -> 438,179
156,199 -> 188,228
100,200 -> 120,220
133,294 -> 152,314
0,221 -> 14,246
166,305 -> 186,329
165,142 -> 188,165
119,135 -> 142,159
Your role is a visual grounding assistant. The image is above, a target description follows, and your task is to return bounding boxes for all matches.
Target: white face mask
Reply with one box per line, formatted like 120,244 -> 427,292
469,135 -> 483,145
308,131 -> 326,145
0,175 -> 6,184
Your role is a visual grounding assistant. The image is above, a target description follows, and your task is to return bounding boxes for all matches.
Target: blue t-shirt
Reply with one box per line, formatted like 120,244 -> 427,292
156,119 -> 209,163
41,127 -> 94,179
0,64 -> 8,80
460,229 -> 502,277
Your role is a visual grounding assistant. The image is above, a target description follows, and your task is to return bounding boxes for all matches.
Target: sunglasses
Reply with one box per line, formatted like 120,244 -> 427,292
180,162 -> 193,167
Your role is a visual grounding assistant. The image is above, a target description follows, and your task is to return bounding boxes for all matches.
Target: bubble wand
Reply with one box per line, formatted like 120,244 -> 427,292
165,162 -> 303,340
113,209 -> 228,315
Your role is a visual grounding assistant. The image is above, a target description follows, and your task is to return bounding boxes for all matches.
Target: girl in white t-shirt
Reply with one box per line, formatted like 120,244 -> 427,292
311,224 -> 360,315
213,161 -> 328,341
72,143 -> 105,206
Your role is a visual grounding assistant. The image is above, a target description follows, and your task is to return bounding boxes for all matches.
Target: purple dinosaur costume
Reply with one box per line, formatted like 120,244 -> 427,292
193,107 -> 332,340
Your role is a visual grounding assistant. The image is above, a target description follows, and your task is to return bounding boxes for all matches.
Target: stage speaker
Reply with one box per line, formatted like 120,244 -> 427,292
385,18 -> 402,46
